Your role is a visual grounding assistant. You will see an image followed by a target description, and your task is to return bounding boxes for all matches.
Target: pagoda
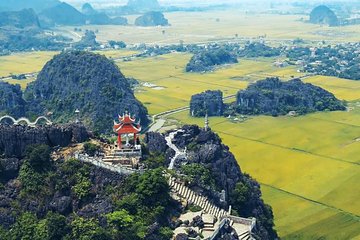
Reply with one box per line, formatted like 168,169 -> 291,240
113,111 -> 141,149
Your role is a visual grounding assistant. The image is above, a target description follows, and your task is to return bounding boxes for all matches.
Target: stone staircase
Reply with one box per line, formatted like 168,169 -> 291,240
102,148 -> 141,168
168,177 -> 256,240
168,177 -> 227,219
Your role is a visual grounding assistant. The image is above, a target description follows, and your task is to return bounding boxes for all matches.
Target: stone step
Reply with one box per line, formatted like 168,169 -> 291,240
202,227 -> 216,232
203,223 -> 214,228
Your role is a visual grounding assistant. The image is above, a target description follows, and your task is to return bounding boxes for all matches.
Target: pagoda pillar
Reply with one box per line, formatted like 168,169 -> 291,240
125,134 -> 129,146
134,133 -> 137,145
118,133 -> 122,149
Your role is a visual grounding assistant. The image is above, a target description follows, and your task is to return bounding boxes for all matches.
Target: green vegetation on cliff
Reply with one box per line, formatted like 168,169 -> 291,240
24,51 -> 148,133
235,77 -> 346,116
0,82 -> 26,118
0,143 -> 175,240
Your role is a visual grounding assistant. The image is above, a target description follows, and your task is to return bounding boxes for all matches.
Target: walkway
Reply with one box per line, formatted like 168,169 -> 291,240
165,129 -> 186,169
0,115 -> 52,127
74,153 -> 139,175
169,177 -> 256,239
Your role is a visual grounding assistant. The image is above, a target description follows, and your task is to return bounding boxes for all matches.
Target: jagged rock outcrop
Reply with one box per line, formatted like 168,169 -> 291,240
145,125 -> 278,239
74,30 -> 99,49
0,159 -> 127,230
24,51 -> 149,133
236,77 -> 346,116
0,82 -> 26,118
144,132 -> 168,153
0,124 -> 89,158
310,5 -> 339,27
171,125 -> 242,196
82,3 -> 97,15
135,11 -> 169,26
190,90 -> 224,117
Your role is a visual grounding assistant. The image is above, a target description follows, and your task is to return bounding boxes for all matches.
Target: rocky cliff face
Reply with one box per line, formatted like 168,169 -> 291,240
145,125 -> 278,239
0,124 -> 89,158
0,82 -> 26,118
236,77 -> 345,116
190,90 -> 224,117
0,158 -> 126,229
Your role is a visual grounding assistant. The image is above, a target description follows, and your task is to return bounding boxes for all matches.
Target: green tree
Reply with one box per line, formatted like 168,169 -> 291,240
70,216 -> 110,240
84,142 -> 101,156
0,226 -> 9,240
106,210 -> 134,230
19,161 -> 46,196
34,212 -> 69,240
181,163 -> 216,189
72,173 -> 92,200
127,168 -> 169,206
229,182 -> 251,215
143,153 -> 166,169
10,212 -> 38,240
25,144 -> 52,172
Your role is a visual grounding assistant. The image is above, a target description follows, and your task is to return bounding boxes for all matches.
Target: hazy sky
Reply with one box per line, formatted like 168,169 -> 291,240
64,0 -> 356,8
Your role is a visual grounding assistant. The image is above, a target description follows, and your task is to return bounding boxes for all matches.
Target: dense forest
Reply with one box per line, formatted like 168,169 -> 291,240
235,78 -> 346,116
186,48 -> 238,72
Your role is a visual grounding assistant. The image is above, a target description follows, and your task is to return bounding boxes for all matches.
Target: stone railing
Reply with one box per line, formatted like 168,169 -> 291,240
74,153 -> 140,175
226,215 -> 257,230
208,218 -> 229,240
0,115 -> 52,127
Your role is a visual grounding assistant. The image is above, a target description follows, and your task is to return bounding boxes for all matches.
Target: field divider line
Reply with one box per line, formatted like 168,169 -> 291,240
260,182 -> 360,220
308,116 -> 360,128
171,75 -> 244,89
136,73 -> 185,83
216,131 -> 360,166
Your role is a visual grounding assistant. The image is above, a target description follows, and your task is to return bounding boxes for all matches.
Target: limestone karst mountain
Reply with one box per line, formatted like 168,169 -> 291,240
135,11 -> 169,26
309,5 -> 339,27
24,51 -> 149,133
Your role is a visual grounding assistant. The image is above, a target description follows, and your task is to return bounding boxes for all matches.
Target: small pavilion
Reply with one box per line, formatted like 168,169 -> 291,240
113,112 -> 141,149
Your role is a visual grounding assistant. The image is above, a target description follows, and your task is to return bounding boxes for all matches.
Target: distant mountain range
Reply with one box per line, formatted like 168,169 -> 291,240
0,8 -> 40,29
0,1 -> 128,28
0,0 -> 60,13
